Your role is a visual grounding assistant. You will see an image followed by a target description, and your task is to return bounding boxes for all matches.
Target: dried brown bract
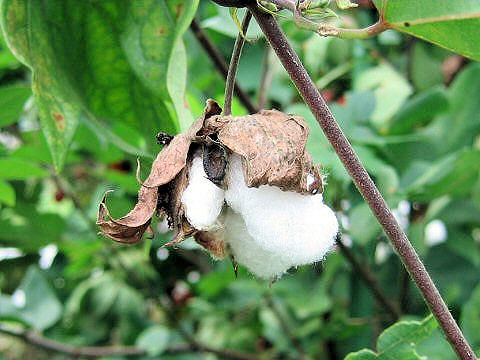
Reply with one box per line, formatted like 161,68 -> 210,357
97,99 -> 323,253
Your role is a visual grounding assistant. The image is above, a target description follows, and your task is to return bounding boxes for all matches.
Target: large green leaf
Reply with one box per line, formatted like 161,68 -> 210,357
0,0 -> 198,170
406,149 -> 480,201
345,316 -> 438,360
374,1 -> 480,60
388,86 -> 448,135
136,325 -> 170,356
461,284 -> 480,353
0,157 -> 48,179
0,202 -> 65,251
0,180 -> 15,206
0,266 -> 62,330
0,84 -> 31,127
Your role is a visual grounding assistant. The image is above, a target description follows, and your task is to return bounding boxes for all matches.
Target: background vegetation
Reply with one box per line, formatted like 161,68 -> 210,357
0,1 -> 479,359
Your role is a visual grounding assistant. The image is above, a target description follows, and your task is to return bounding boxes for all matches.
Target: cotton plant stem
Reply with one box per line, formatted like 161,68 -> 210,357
0,323 -> 146,358
266,0 -> 386,39
248,5 -> 476,360
224,11 -> 252,115
336,237 -> 400,320
0,323 -> 257,359
190,19 -> 257,114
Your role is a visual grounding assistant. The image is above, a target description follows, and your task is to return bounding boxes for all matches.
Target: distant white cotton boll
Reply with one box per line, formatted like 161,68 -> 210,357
223,208 -> 292,279
181,155 -> 225,231
225,155 -> 338,271
425,219 -> 447,247
375,241 -> 392,265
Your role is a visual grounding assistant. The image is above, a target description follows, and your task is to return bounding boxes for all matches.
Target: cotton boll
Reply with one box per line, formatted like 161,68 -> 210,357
223,208 -> 292,279
425,219 -> 447,247
181,155 -> 225,231
225,154 -> 338,269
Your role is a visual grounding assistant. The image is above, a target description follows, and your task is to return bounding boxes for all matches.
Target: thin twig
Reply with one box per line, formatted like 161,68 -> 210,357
0,323 -> 257,359
0,323 -> 146,358
257,45 -> 274,109
190,19 -> 257,114
336,236 -> 400,320
224,11 -> 252,115
248,5 -> 476,360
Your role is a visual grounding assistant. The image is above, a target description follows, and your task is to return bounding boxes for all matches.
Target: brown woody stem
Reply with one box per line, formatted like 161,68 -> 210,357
224,11 -> 252,116
0,323 -> 258,359
0,323 -> 146,358
248,4 -> 476,360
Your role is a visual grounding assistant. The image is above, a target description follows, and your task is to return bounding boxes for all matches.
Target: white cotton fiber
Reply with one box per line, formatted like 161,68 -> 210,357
181,154 -> 225,231
223,208 -> 292,279
224,155 -> 338,278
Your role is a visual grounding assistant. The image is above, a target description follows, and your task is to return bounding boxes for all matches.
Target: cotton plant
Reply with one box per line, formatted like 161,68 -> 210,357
97,100 -> 338,280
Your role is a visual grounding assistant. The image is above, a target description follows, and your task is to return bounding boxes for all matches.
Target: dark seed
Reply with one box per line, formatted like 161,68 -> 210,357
203,143 -> 228,186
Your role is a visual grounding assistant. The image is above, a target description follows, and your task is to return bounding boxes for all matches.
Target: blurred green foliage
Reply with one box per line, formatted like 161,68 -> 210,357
0,1 -> 479,359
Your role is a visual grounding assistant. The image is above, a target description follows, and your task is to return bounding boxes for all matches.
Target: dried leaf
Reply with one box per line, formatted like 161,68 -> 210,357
96,100 -> 222,244
213,109 -> 322,193
96,192 -> 153,244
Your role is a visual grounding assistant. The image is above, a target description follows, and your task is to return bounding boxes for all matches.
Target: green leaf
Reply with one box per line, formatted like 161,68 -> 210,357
345,315 -> 438,359
336,0 -> 358,10
203,7 -> 262,39
461,284 -> 480,353
406,149 -> 480,201
0,30 -> 19,69
0,294 -> 22,322
354,64 -> 412,130
0,203 -> 65,251
410,42 -> 445,92
0,180 -> 15,206
0,84 -> 31,127
345,349 -> 377,360
0,0 -> 198,170
0,266 -> 63,330
349,203 -> 381,245
441,63 -> 480,154
374,1 -> 480,60
19,266 -> 63,330
136,325 -> 170,356
388,86 -> 448,135
0,158 -> 48,179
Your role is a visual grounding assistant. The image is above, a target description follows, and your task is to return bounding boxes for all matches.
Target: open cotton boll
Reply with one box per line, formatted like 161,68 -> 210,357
225,155 -> 338,269
223,208 -> 293,279
181,155 -> 225,231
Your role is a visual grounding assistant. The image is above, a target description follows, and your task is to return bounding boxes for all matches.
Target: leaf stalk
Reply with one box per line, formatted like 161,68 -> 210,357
224,11 -> 253,115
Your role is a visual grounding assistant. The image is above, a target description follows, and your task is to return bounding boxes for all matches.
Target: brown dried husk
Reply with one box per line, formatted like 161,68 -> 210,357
97,100 -> 323,248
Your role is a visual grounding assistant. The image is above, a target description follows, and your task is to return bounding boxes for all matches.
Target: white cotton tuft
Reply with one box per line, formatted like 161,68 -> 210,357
181,155 -> 225,231
223,209 -> 292,279
224,155 -> 338,278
